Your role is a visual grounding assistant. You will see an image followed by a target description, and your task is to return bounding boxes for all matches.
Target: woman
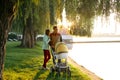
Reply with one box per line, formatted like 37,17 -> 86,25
42,29 -> 51,70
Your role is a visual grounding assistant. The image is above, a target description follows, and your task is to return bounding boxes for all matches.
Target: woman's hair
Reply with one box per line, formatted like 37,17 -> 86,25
45,29 -> 50,35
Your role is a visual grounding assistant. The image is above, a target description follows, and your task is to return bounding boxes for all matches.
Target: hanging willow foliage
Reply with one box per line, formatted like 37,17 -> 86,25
65,0 -> 120,36
11,0 -> 120,36
65,0 -> 120,20
97,0 -> 112,16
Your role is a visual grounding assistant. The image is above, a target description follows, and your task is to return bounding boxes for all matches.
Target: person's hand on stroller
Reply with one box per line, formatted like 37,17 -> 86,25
48,41 -> 55,49
51,45 -> 54,48
48,40 -> 52,46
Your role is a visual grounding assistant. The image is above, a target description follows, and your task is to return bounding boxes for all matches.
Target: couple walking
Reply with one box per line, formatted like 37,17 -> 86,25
42,26 -> 62,70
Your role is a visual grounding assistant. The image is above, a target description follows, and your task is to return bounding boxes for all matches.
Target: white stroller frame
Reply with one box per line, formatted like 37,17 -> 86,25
50,43 -> 71,76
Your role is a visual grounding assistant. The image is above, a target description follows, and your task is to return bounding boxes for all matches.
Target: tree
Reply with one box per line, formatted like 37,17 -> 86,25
15,0 -> 41,48
65,0 -> 120,37
49,0 -> 64,26
11,0 -> 41,46
0,0 -> 17,79
19,1 -> 34,48
39,0 -> 50,33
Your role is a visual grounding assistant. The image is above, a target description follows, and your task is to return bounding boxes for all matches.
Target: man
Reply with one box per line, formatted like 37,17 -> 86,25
50,26 -> 62,64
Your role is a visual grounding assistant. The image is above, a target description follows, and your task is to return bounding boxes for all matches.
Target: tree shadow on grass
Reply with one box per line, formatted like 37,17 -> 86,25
33,70 -> 46,80
46,72 -> 72,80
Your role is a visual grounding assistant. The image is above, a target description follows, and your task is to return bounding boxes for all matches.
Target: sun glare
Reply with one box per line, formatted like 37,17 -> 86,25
62,8 -> 72,28
57,8 -> 72,29
57,8 -> 73,34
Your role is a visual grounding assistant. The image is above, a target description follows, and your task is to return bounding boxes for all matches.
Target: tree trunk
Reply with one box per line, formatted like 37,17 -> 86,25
34,31 -> 37,45
20,15 -> 35,48
0,11 -> 14,80
0,1 -> 16,79
0,30 -> 7,80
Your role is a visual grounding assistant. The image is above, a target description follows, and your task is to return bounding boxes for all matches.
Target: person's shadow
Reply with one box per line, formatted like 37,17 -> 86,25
46,71 -> 72,80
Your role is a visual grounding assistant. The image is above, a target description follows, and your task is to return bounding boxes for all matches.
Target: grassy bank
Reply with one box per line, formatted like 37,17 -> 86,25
3,41 -> 91,80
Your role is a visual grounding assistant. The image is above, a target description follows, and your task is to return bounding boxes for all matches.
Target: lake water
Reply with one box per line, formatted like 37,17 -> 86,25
68,37 -> 120,80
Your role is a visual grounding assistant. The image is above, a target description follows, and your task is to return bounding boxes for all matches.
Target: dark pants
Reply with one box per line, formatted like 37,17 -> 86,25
43,50 -> 51,68
51,48 -> 56,64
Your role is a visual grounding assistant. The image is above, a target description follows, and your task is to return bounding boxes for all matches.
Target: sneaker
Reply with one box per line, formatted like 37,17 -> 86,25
45,67 -> 49,70
41,66 -> 46,70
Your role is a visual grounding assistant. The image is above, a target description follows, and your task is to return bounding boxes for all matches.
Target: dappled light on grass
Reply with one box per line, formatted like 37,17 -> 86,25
4,42 -> 91,80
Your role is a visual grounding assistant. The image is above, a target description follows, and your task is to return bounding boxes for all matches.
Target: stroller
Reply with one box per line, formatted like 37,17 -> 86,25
50,42 -> 71,76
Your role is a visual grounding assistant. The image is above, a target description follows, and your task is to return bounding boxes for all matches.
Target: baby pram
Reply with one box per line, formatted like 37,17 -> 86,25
50,42 -> 71,76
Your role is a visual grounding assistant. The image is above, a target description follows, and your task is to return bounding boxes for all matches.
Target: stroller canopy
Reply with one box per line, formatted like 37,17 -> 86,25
55,42 -> 68,54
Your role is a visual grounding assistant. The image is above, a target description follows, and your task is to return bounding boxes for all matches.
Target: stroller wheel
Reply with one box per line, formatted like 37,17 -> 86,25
50,66 -> 55,73
57,68 -> 61,76
67,70 -> 71,77
67,67 -> 71,77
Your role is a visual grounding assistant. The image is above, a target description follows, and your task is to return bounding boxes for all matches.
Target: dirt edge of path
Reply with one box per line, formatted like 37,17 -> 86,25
68,57 -> 103,80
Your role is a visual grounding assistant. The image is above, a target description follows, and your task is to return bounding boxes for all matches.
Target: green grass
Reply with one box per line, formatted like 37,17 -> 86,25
3,41 -> 91,80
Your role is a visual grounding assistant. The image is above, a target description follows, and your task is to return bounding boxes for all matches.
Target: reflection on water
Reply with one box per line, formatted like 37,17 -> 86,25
68,42 -> 120,80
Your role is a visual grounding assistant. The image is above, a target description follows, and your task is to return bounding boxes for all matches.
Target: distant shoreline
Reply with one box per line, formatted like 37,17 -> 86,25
71,40 -> 120,43
71,36 -> 120,43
